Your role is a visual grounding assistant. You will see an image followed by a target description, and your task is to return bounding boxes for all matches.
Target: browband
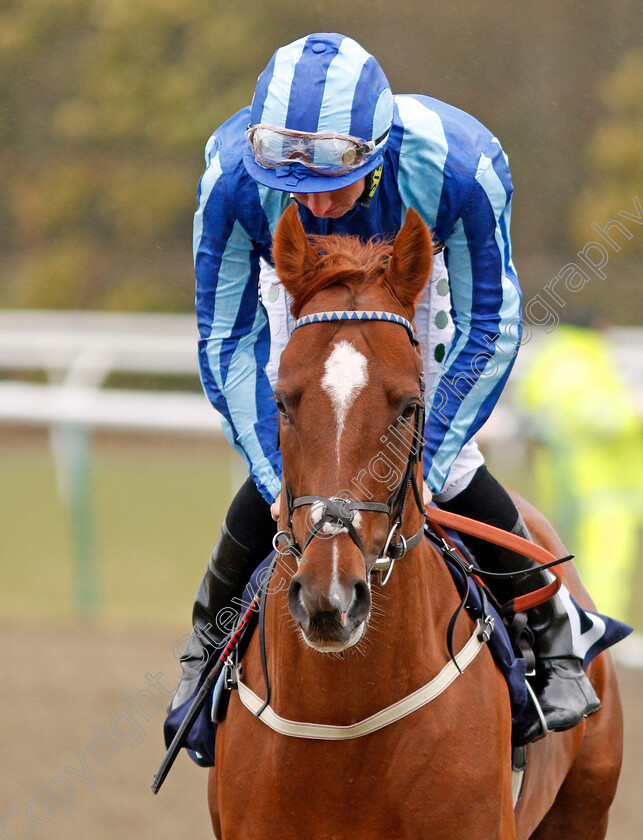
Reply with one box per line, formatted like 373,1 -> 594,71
292,310 -> 419,347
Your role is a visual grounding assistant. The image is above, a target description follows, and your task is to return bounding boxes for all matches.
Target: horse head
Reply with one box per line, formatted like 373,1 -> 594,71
272,204 -> 433,653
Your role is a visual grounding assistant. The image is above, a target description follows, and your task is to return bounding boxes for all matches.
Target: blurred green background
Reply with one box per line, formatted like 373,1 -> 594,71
1,430 -> 237,628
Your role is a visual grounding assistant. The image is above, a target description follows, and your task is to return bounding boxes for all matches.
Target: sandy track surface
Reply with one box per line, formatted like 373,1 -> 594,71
0,623 -> 640,839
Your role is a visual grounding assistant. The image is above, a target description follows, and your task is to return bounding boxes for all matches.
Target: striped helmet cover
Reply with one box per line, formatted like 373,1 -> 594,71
244,33 -> 394,191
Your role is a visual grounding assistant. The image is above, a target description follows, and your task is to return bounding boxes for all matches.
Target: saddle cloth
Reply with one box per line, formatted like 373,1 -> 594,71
164,539 -> 632,768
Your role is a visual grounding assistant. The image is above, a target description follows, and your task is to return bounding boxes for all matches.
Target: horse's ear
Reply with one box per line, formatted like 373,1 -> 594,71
272,203 -> 318,299
383,208 -> 433,309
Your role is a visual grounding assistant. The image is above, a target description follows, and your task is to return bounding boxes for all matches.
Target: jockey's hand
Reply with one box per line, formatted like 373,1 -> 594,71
270,492 -> 281,522
423,481 -> 433,507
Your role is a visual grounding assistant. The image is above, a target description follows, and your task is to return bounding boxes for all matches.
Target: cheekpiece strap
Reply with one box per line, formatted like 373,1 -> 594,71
293,310 -> 420,347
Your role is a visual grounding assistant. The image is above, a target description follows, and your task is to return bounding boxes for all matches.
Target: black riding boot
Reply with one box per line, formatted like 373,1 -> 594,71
169,477 -> 277,712
439,466 -> 601,743
494,514 -> 601,744
169,525 -> 253,711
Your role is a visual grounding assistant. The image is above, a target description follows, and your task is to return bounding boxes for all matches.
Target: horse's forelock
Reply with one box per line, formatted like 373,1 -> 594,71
288,235 -> 394,318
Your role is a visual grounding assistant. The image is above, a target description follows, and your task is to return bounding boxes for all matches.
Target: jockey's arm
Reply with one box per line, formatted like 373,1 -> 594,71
194,147 -> 281,504
423,139 -> 522,495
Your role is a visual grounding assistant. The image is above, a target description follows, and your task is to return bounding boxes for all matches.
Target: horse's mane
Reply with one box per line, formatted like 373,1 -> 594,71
288,233 -> 395,318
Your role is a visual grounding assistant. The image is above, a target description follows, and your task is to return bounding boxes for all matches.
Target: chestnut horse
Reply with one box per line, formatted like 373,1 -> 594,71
208,205 -> 623,839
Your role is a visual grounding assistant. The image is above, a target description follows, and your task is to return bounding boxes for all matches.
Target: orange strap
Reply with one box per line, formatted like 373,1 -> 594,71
425,506 -> 564,613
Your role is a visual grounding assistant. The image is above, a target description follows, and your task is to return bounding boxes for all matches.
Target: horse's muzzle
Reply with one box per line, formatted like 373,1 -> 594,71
288,573 -> 371,652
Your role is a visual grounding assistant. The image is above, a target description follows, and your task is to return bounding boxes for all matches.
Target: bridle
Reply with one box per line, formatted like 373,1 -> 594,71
273,309 -> 428,584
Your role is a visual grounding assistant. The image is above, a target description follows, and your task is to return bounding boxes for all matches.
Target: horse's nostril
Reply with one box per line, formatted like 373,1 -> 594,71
288,579 -> 307,624
348,580 -> 371,625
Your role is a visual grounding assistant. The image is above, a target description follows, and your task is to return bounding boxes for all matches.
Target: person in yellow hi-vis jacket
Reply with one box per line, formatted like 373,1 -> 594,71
519,321 -> 642,621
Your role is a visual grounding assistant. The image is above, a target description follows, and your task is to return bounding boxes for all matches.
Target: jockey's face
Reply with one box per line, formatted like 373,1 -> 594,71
293,178 -> 366,219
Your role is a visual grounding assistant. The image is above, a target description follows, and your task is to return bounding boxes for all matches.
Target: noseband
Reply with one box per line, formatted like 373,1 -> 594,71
274,310 -> 428,583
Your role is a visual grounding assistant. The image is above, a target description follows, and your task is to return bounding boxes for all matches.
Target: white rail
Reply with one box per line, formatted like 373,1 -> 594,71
0,310 -> 198,374
0,382 -> 221,434
0,310 -> 227,438
0,311 -> 231,616
2,311 -> 640,433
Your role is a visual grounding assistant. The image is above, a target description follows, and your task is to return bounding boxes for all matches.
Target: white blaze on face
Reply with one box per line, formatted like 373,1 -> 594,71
321,340 -> 368,455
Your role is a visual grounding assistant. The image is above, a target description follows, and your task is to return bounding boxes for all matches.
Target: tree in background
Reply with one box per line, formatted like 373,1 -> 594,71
570,49 -> 643,256
0,0 -> 269,311
0,1 -> 641,317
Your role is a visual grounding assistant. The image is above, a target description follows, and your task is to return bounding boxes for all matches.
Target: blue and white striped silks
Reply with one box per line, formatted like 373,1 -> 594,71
195,48 -> 519,502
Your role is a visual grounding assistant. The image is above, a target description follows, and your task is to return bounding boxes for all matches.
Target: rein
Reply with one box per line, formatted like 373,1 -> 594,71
424,508 -> 570,615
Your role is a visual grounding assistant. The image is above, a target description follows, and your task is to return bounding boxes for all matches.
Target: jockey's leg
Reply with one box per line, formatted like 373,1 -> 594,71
436,464 -> 601,744
169,476 -> 276,711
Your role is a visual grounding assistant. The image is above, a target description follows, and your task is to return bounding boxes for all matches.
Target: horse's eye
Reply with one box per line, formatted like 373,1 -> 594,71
275,399 -> 289,419
401,402 -> 418,421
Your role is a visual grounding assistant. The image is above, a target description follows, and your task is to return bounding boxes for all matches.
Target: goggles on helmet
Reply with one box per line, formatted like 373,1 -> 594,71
246,124 -> 388,176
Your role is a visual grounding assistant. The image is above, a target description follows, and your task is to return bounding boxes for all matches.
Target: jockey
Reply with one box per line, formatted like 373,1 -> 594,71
173,32 -> 600,744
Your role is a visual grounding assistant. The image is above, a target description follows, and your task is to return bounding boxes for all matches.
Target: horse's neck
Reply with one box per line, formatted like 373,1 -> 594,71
260,541 -> 464,721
